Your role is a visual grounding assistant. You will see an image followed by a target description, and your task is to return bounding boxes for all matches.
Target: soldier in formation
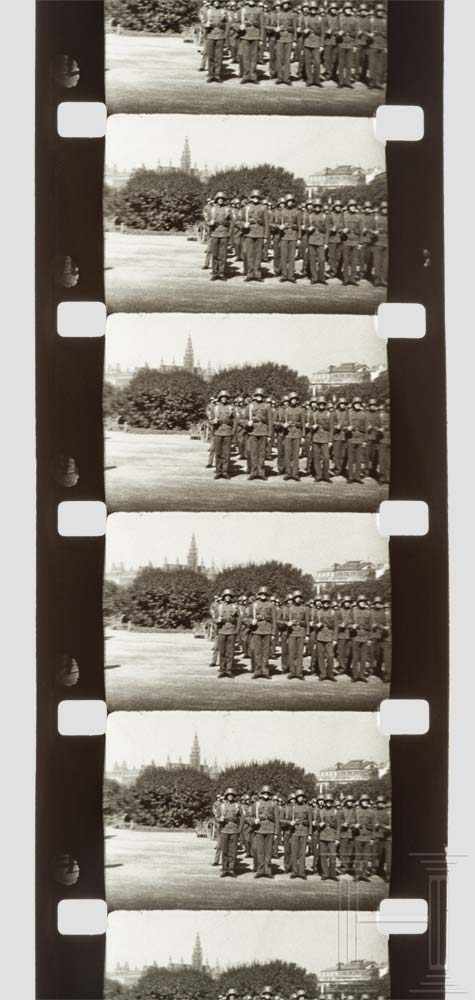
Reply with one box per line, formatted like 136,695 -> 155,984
208,587 -> 391,682
205,391 -> 390,484
210,785 -> 391,880
203,191 -> 388,287
197,0 -> 387,87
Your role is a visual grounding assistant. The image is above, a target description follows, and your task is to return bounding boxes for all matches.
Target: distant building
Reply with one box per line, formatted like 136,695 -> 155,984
314,561 -> 386,587
319,960 -> 387,995
105,337 -> 217,385
310,363 -> 384,389
107,736 -> 220,784
105,363 -> 137,388
112,962 -> 143,987
306,165 -> 366,197
317,760 -> 380,784
108,761 -> 143,786
187,534 -> 199,573
108,561 -> 137,586
181,137 -> 192,173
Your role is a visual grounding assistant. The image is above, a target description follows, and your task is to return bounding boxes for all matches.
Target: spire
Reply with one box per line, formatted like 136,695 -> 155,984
187,533 -> 199,572
183,334 -> 195,372
190,732 -> 201,769
192,933 -> 204,971
180,137 -> 192,173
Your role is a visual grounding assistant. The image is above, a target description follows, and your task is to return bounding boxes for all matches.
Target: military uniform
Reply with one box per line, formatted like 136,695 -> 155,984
338,801 -> 357,873
217,797 -> 242,875
302,8 -> 324,85
331,403 -> 349,476
304,208 -> 328,283
204,4 -> 228,80
246,398 -> 273,479
209,202 -> 233,279
289,798 -> 313,877
216,598 -> 239,676
273,5 -> 296,83
239,2 -> 264,81
337,10 -> 357,87
372,207 -> 388,287
242,200 -> 269,279
252,796 -> 280,876
282,401 -> 305,480
353,803 -> 375,879
326,206 -> 343,277
271,201 -> 286,275
351,602 -> 372,679
279,204 -> 302,281
308,404 -> 332,481
340,208 -> 362,285
251,596 -> 277,677
372,601 -> 391,682
334,601 -> 353,673
367,9 -> 387,89
212,399 -> 236,477
315,604 -> 336,679
377,406 -> 390,483
285,601 -> 309,678
322,7 -> 340,79
318,803 -> 339,878
373,802 -> 391,879
346,406 -> 368,482
281,796 -> 295,871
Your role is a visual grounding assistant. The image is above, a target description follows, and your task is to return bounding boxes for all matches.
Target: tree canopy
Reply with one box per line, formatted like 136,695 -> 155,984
130,765 -> 215,828
215,760 -> 317,800
117,367 -> 208,430
113,169 -> 205,232
206,165 -> 306,205
121,567 -> 211,629
217,962 -> 318,998
208,363 -> 310,403
212,561 -> 315,603
106,0 -> 200,34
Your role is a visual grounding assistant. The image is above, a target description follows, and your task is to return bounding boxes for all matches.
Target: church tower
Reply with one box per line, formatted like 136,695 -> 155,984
183,335 -> 195,372
187,534 -> 199,572
190,733 -> 201,769
181,137 -> 192,173
192,933 -> 204,971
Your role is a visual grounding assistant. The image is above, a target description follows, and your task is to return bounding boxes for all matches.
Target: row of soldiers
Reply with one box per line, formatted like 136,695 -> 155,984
198,0 -> 387,88
217,989 -> 385,1000
203,192 -> 388,286
211,784 -> 391,880
209,588 -> 391,682
206,390 -> 390,484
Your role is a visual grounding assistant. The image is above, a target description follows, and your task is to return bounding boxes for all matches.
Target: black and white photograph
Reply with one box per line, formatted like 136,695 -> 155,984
105,910 -> 389,1000
105,0 -> 387,117
104,710 -> 391,910
104,314 -> 389,513
105,115 -> 387,314
105,512 -> 391,711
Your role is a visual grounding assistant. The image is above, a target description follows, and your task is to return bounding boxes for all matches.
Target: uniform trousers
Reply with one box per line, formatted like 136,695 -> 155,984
218,633 -> 235,675
280,239 -> 297,279
254,832 -> 274,875
317,640 -> 335,679
320,840 -> 338,877
214,435 -> 232,475
304,46 -> 321,85
351,638 -> 369,679
248,435 -> 267,478
347,440 -> 365,480
207,37 -> 225,79
339,836 -> 354,872
221,832 -> 238,873
337,43 -> 354,85
290,832 -> 309,876
241,38 -> 259,80
308,244 -> 326,282
210,235 -> 228,277
284,436 -> 301,478
253,633 -> 272,676
354,837 -> 373,878
312,441 -> 330,479
275,39 -> 292,82
288,634 -> 305,677
246,236 -> 264,277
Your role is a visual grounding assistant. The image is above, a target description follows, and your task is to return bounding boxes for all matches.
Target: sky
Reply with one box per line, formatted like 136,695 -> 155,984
105,512 -> 388,574
105,314 -> 387,376
105,710 -> 389,772
106,910 -> 388,975
106,114 -> 386,179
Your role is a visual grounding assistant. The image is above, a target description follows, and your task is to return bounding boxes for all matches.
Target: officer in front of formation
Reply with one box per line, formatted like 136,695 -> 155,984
217,787 -> 242,876
215,588 -> 240,676
252,784 -> 280,877
212,388 -> 236,478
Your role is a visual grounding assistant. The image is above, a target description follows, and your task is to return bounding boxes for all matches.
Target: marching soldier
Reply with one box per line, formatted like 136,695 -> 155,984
353,793 -> 375,881
209,594 -> 221,666
338,793 -> 357,874
346,396 -> 368,483
326,199 -> 343,278
212,389 -> 236,478
351,594 -> 372,681
246,387 -> 273,479
311,794 -> 325,873
239,0 -> 264,82
336,3 -> 357,88
285,590 -> 309,679
331,396 -> 349,476
282,391 -> 305,480
212,792 -> 224,864
217,787 -> 242,877
318,793 -> 339,880
281,792 -> 296,871
274,0 -> 296,84
373,794 -> 391,880
240,793 -> 254,856
304,198 -> 328,284
242,190 -> 269,281
216,588 -> 239,677
366,396 -> 381,478
289,789 -> 313,879
378,399 -> 390,484
341,198 -> 362,285
209,192 -> 233,280
279,593 -> 294,672
315,593 -> 336,679
204,0 -> 228,81
309,395 -> 332,482
302,1 -> 324,86
372,596 -> 391,682
322,2 -> 340,81
372,199 -> 388,287
252,785 -> 280,877
279,194 -> 302,282
251,586 -> 277,678
274,394 -> 289,473
334,594 -> 353,674
367,1 -> 387,90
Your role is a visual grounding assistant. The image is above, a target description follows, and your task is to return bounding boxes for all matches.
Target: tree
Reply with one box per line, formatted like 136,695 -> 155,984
215,760 -> 317,800
118,367 -> 208,430
103,778 -> 135,822
103,381 -> 122,418
123,567 -> 212,629
208,363 -> 310,403
116,169 -> 205,232
135,966 -> 214,999
130,765 -> 214,827
104,978 -> 127,999
106,0 -> 201,33
217,962 -> 318,998
206,165 -> 306,205
103,579 -> 128,620
213,561 -> 315,602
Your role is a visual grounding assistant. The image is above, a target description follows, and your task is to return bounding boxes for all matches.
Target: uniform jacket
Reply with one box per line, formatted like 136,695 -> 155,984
208,204 -> 233,238
360,213 -> 375,244
278,206 -> 302,241
307,408 -> 332,443
334,606 -> 353,637
252,798 -> 280,834
204,6 -> 228,38
366,408 -> 383,442
283,603 -> 309,637
302,12 -> 325,46
246,401 -> 273,436
373,212 -> 388,246
217,801 -> 242,833
251,599 -> 277,635
352,607 -> 372,639
317,806 -> 340,841
337,12 -> 357,44
239,4 -> 264,40
378,410 -> 390,443
331,407 -> 350,439
315,607 -> 335,643
347,409 -> 368,443
341,210 -> 362,245
339,805 -> 357,838
216,601 -> 239,635
367,13 -> 387,47
374,806 -> 391,839
241,203 -> 269,240
271,9 -> 296,41
304,211 -> 328,246
372,607 -> 390,639
212,402 -> 236,436
279,404 -> 305,438
353,806 -> 375,840
289,802 -> 313,834
323,12 -> 340,40
326,210 -> 344,243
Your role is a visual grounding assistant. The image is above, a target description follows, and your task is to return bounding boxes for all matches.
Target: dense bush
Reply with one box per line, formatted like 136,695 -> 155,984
215,760 -> 317,801
130,765 -> 214,827
124,567 -> 211,629
115,169 -> 204,232
106,0 -> 200,33
206,165 -> 306,206
213,560 -> 315,603
217,962 -> 318,998
118,367 -> 208,430
208,363 -> 310,403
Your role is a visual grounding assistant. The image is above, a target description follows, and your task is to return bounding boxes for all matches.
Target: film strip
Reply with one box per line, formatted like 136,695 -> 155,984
36,2 -> 447,998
